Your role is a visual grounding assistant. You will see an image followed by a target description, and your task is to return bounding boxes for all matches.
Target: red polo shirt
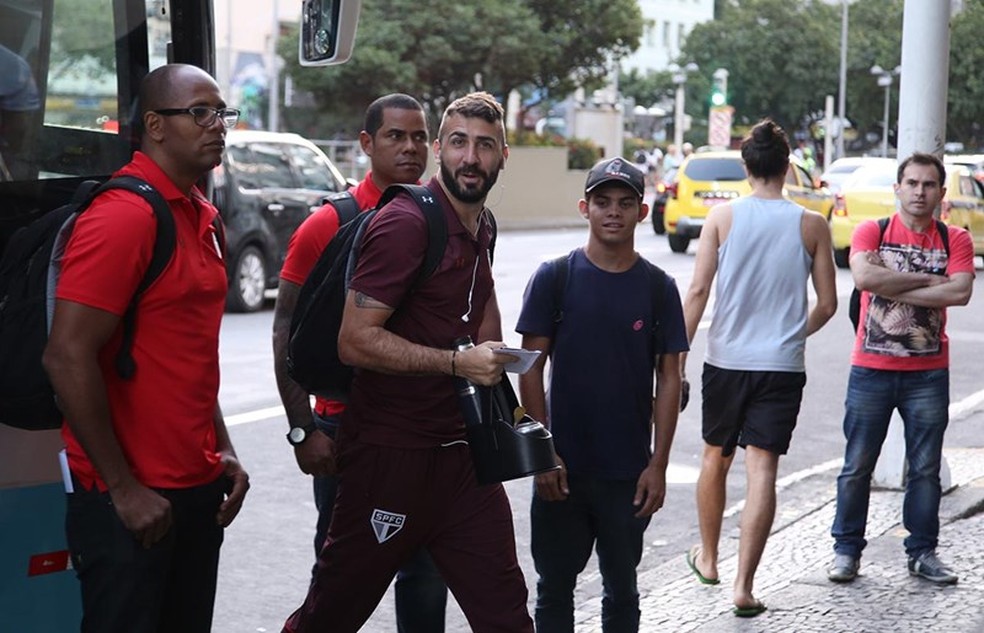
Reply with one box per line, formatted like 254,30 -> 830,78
346,176 -> 496,448
58,151 -> 227,490
279,172 -> 383,285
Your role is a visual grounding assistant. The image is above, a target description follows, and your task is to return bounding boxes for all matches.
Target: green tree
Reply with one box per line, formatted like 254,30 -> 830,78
841,0 -> 904,147
49,0 -> 116,78
680,0 -> 840,135
619,68 -> 675,111
948,0 -> 984,148
279,0 -> 641,137
524,0 -> 642,98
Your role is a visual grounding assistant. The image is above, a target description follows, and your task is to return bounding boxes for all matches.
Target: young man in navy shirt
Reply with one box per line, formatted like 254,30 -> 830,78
517,157 -> 688,632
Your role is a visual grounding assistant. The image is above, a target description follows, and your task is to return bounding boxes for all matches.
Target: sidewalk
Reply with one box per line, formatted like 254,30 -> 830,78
578,445 -> 984,632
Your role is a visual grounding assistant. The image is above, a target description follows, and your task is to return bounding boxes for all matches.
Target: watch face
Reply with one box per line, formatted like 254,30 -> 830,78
288,426 -> 307,445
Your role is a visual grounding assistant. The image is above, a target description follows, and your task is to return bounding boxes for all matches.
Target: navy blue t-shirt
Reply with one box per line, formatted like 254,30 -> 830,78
516,248 -> 688,480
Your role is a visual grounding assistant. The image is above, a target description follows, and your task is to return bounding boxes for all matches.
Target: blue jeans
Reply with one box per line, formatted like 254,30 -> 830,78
831,367 -> 950,559
312,413 -> 447,633
531,476 -> 651,633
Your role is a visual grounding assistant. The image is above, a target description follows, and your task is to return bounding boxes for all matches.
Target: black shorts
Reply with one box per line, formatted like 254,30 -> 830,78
701,363 -> 807,457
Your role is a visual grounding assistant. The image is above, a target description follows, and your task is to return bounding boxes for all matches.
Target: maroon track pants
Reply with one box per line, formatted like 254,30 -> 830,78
282,440 -> 533,633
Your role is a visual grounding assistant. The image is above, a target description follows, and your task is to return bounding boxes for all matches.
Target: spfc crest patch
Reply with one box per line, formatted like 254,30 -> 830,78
370,508 -> 406,544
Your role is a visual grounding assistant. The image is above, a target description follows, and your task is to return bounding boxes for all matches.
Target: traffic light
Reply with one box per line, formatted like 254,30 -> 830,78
710,68 -> 729,107
710,86 -> 726,107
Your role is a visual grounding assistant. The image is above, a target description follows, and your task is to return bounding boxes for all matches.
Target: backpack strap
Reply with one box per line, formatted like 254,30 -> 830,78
323,190 -> 361,227
375,184 -> 448,282
87,175 -> 176,379
485,209 -> 498,266
876,216 -> 890,241
543,250 -> 578,356
644,260 -> 669,353
935,219 -> 950,255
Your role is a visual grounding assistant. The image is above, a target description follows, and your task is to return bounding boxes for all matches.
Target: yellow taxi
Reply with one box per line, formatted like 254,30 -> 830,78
941,162 -> 984,264
662,150 -> 833,253
829,157 -> 984,268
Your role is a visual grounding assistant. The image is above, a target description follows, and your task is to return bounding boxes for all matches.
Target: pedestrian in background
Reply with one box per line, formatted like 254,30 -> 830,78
682,118 -> 837,617
272,93 -> 449,631
827,152 -> 975,585
43,63 -> 249,633
516,156 -> 687,632
282,92 -> 533,633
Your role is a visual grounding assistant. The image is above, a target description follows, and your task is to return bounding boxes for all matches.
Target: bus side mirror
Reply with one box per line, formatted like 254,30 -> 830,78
299,0 -> 361,67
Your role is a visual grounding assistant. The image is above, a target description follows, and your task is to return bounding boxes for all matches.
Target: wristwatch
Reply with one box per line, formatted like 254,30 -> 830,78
286,422 -> 317,446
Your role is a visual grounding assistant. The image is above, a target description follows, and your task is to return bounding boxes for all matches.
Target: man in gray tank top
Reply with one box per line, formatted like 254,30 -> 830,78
681,119 -> 837,617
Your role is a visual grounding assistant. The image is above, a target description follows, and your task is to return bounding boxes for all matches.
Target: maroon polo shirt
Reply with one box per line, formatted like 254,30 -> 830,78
345,176 -> 495,447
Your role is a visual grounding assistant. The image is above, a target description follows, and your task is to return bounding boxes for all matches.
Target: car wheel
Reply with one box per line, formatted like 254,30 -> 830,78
651,209 -> 666,235
833,247 -> 850,269
668,234 -> 690,253
227,245 -> 267,312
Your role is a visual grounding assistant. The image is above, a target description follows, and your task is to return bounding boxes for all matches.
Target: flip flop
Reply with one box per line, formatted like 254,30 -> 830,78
685,546 -> 720,585
733,602 -> 767,618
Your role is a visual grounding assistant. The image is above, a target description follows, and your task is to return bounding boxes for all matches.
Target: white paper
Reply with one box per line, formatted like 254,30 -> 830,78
58,448 -> 73,493
493,347 -> 542,374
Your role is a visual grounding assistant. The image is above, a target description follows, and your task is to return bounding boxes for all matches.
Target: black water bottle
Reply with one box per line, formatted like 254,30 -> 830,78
453,337 -> 483,428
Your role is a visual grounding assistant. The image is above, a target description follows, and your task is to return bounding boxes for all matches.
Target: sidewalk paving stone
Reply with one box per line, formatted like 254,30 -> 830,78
577,447 -> 984,632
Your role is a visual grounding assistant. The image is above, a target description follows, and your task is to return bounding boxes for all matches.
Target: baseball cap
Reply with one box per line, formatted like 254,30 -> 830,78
584,157 -> 646,198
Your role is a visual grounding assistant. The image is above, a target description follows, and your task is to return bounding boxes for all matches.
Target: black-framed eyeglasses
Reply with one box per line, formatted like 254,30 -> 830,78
152,106 -> 240,128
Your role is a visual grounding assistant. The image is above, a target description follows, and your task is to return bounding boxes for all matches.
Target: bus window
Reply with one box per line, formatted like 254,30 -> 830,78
0,0 -> 172,184
0,2 -> 43,181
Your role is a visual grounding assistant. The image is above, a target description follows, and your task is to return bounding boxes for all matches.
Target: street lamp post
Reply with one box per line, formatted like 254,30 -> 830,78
836,0 -> 849,160
668,62 -> 699,149
870,64 -> 900,158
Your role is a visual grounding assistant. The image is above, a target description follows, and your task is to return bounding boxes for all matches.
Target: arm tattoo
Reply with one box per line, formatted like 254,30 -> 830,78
354,291 -> 391,310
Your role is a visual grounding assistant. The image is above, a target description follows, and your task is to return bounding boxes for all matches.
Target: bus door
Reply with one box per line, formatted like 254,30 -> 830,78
0,1 -> 204,628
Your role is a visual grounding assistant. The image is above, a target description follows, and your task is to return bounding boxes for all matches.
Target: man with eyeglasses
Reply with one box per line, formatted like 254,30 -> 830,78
43,63 -> 248,633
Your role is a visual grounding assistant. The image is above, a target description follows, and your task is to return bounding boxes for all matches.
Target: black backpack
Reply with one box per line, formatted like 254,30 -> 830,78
320,190 -> 362,227
0,176 -> 176,431
848,217 -> 950,331
287,184 -> 460,400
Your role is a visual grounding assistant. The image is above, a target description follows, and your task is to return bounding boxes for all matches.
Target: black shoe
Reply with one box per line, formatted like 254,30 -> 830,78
907,551 -> 958,585
827,554 -> 859,583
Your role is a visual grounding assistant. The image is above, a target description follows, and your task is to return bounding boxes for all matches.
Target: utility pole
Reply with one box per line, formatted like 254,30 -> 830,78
267,0 -> 280,132
836,0 -> 849,160
872,0 -> 952,491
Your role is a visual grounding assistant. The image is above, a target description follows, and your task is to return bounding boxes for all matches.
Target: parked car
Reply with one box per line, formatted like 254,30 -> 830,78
662,150 -> 833,253
829,158 -> 984,268
828,159 -> 898,267
212,130 -> 349,312
945,153 -> 984,185
819,156 -> 869,195
941,163 -> 984,264
649,172 -> 675,235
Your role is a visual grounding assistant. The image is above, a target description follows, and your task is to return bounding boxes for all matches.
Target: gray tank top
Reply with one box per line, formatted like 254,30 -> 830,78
705,196 -> 811,372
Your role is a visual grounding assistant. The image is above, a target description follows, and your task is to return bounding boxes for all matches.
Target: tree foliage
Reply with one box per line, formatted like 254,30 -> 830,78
279,0 -> 641,137
948,0 -> 984,147
644,0 -> 982,150
679,0 -> 841,134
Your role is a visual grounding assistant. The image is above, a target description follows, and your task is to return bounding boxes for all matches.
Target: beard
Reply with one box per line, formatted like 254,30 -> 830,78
440,159 -> 502,204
